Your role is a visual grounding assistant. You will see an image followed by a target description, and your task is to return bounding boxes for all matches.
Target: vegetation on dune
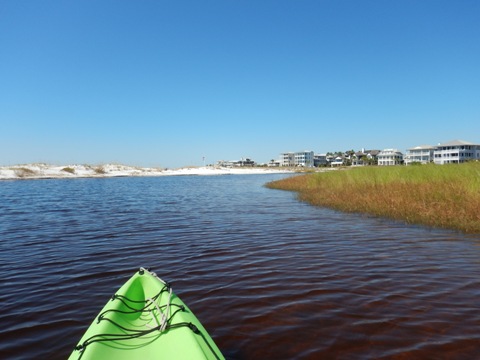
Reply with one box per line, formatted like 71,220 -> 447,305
266,162 -> 480,233
94,166 -> 106,174
13,167 -> 36,178
62,167 -> 75,174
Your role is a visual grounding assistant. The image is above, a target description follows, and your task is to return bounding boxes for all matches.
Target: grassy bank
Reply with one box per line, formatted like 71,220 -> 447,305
266,163 -> 480,233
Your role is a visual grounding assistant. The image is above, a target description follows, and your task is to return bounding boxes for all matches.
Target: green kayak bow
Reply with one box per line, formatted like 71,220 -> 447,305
69,268 -> 224,360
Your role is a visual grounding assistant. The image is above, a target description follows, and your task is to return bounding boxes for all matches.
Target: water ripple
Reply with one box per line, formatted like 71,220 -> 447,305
1,175 -> 480,359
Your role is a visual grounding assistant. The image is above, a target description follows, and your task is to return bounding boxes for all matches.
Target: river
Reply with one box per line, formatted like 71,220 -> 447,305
1,174 -> 479,359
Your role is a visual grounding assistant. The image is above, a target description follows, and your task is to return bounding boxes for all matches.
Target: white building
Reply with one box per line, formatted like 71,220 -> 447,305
279,151 -> 314,167
378,149 -> 403,166
280,152 -> 295,167
295,151 -> 314,167
404,145 -> 435,165
330,156 -> 344,167
433,140 -> 480,164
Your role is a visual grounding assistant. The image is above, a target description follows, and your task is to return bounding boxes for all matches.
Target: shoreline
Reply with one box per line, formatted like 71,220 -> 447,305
266,163 -> 480,234
0,163 -> 296,180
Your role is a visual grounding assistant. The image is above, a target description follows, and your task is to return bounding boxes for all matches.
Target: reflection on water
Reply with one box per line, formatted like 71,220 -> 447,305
1,175 -> 479,359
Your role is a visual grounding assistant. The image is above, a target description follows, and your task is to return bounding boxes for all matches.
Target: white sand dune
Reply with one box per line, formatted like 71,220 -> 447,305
0,163 -> 293,180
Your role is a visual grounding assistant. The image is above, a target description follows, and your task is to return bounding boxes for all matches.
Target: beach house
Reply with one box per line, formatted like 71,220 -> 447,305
280,152 -> 295,167
378,149 -> 403,166
295,151 -> 314,167
279,151 -> 314,167
433,140 -> 480,164
314,154 -> 328,167
352,149 -> 380,166
404,145 -> 435,165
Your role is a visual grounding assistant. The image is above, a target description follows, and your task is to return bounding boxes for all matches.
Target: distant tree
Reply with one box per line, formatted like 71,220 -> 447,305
344,150 -> 355,158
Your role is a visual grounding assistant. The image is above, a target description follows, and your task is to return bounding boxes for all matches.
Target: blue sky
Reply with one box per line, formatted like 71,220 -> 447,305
1,0 -> 479,168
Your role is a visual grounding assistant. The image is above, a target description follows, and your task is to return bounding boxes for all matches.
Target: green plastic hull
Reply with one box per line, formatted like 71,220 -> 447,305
69,269 -> 224,360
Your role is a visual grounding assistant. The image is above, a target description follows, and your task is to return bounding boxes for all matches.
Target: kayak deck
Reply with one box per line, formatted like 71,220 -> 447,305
69,268 -> 224,360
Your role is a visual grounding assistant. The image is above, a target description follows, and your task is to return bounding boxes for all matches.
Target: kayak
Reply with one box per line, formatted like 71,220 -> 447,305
69,268 -> 224,360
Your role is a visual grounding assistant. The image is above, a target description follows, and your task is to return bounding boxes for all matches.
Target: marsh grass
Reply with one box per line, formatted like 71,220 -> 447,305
267,163 -> 480,233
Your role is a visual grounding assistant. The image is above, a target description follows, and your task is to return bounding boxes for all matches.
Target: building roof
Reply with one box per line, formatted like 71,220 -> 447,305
354,149 -> 380,156
408,144 -> 435,150
379,148 -> 402,154
438,139 -> 478,146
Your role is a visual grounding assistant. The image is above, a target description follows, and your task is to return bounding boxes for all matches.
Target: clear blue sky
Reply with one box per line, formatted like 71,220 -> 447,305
1,0 -> 479,168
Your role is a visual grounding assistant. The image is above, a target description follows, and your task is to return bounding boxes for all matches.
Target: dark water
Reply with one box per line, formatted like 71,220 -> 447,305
1,175 -> 480,359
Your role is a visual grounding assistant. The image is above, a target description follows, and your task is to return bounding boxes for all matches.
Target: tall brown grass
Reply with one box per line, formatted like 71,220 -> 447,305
266,163 -> 480,233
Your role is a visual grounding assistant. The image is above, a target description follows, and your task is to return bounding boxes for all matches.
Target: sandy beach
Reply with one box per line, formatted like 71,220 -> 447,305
0,163 -> 293,180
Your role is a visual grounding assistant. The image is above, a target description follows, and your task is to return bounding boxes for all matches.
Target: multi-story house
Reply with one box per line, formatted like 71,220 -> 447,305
280,151 -> 314,167
404,145 -> 435,165
295,151 -> 314,167
433,140 -> 480,164
378,149 -> 403,166
314,154 -> 328,167
330,156 -> 345,167
352,149 -> 380,166
280,152 -> 295,167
